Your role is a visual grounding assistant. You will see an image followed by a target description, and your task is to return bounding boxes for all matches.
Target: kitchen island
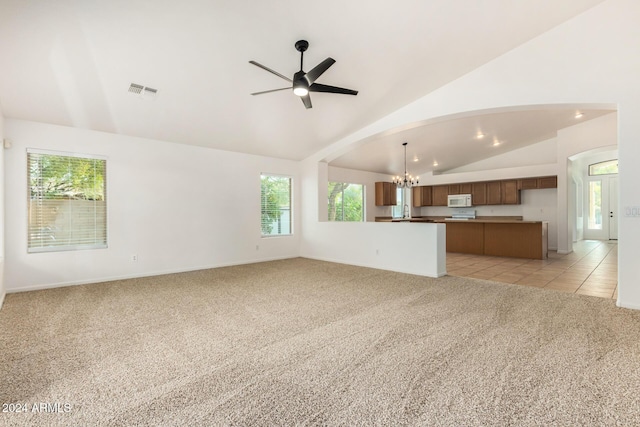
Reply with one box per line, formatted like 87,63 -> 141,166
375,217 -> 548,259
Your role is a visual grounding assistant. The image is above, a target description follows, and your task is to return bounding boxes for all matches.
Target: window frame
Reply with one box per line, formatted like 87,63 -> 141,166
327,182 -> 365,222
260,173 -> 293,237
392,186 -> 404,218
27,148 -> 108,253
588,159 -> 618,176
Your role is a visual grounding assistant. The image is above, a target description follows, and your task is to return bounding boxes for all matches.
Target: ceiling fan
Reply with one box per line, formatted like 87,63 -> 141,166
249,40 -> 358,109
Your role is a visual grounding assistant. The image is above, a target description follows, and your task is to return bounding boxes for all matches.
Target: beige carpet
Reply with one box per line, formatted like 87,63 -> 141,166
1,258 -> 639,426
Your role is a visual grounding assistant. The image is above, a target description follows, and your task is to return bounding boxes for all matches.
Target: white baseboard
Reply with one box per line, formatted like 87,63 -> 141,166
302,255 -> 446,278
616,299 -> 640,311
6,255 -> 298,294
0,291 -> 5,311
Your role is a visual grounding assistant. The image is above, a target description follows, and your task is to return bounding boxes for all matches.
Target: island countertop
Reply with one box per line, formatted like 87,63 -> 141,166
373,216 -> 549,259
375,216 -> 546,224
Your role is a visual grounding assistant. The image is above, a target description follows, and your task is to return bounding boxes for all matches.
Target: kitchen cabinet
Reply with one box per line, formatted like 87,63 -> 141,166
375,182 -> 397,206
446,222 -> 484,255
432,185 -> 449,206
486,181 -> 502,205
501,180 -> 521,204
518,178 -> 538,190
518,176 -> 557,190
538,176 -> 557,188
459,183 -> 472,194
416,175 -> 554,207
484,222 -> 548,259
412,186 -> 432,207
447,183 -> 472,195
471,182 -> 487,205
445,220 -> 548,259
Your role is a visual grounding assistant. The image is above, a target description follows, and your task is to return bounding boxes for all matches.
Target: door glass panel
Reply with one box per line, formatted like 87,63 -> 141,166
588,180 -> 602,230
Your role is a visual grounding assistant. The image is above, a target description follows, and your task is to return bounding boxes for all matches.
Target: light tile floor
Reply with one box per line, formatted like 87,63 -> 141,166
446,240 -> 618,299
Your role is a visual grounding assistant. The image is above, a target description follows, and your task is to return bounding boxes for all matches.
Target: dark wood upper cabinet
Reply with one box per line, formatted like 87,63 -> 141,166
518,178 -> 538,190
471,182 -> 487,205
518,176 -> 557,190
459,183 -> 472,194
375,182 -> 397,206
501,180 -> 521,204
412,186 -> 433,207
432,185 -> 449,206
486,181 -> 502,205
538,176 -> 558,188
405,175 -> 554,207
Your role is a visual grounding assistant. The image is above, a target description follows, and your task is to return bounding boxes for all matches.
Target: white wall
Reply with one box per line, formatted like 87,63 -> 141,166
571,148 -> 619,240
445,137 -> 558,174
0,107 -> 5,308
301,159 -> 446,277
556,113 -> 618,253
4,119 -> 300,292
305,0 -> 640,309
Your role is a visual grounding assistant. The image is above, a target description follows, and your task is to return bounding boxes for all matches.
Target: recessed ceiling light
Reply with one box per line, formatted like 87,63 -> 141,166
433,161 -> 438,166
492,140 -> 501,147
413,157 -> 419,162
476,132 -> 485,139
575,111 -> 584,119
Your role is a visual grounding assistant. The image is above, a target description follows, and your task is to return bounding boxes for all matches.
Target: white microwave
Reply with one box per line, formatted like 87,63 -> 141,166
448,194 -> 473,207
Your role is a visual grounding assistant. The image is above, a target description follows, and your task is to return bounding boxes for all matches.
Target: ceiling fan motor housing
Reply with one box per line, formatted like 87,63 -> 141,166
295,40 -> 309,52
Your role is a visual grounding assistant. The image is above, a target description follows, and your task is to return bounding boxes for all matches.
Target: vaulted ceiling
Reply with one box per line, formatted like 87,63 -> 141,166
0,0 -> 607,170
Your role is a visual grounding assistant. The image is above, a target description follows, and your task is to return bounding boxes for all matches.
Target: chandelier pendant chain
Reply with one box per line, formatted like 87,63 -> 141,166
393,142 -> 419,188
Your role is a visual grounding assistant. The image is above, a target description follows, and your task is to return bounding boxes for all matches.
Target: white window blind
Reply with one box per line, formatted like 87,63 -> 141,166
260,174 -> 292,236
28,150 -> 107,252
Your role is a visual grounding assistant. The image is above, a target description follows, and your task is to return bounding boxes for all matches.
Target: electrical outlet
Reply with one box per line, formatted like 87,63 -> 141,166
131,254 -> 138,262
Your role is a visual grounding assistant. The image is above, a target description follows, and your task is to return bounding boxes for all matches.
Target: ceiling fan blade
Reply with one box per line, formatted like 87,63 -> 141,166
305,58 -> 336,85
309,83 -> 358,96
249,61 -> 292,83
301,94 -> 312,109
251,87 -> 291,96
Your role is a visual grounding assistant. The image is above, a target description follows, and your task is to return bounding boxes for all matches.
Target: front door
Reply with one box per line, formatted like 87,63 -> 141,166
585,175 -> 618,240
609,177 -> 618,240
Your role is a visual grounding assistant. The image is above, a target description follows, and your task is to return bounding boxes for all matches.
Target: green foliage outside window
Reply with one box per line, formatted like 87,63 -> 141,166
261,175 -> 292,235
29,154 -> 105,201
328,182 -> 364,221
28,151 -> 107,252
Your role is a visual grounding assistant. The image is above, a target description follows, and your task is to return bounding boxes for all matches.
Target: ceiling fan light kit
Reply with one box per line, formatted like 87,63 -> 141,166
249,39 -> 358,109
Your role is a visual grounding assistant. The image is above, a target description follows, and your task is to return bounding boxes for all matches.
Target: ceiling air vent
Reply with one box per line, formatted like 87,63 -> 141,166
128,83 -> 144,94
128,83 -> 158,99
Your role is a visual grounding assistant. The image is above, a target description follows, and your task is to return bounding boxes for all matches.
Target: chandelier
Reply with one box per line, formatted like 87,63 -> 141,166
393,142 -> 419,188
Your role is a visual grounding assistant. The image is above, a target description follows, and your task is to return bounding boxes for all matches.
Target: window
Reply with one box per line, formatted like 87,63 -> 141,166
28,149 -> 107,252
328,182 -> 364,221
589,159 -> 618,176
260,174 -> 292,236
392,186 -> 404,218
588,180 -> 602,230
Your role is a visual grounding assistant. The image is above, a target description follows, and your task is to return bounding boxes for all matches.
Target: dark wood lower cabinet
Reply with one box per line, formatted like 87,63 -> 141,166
445,221 -> 548,259
446,222 -> 484,255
